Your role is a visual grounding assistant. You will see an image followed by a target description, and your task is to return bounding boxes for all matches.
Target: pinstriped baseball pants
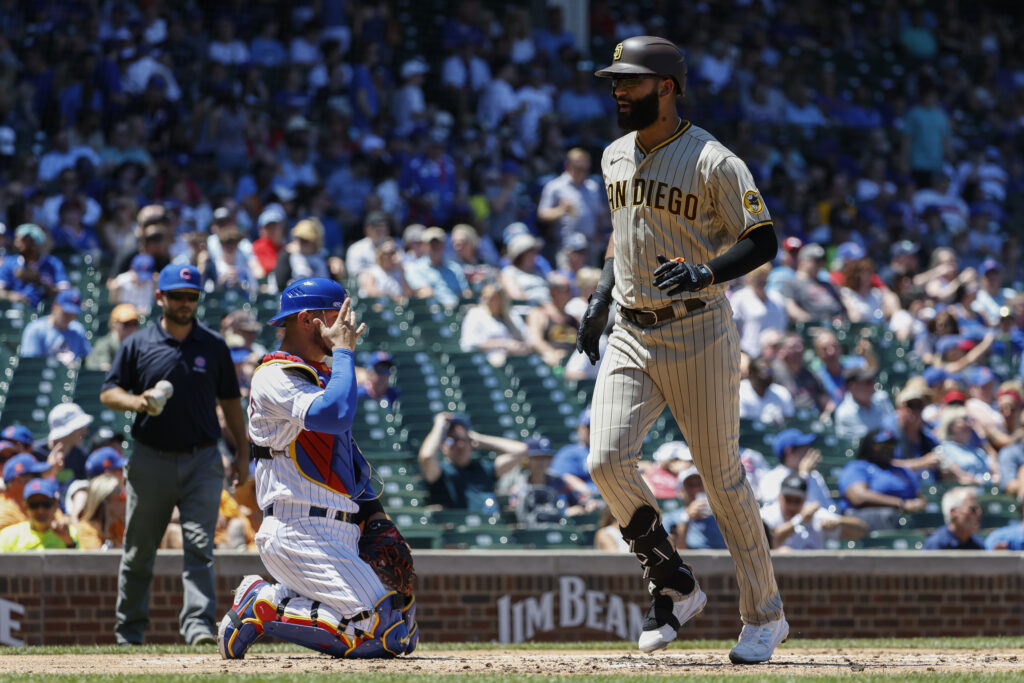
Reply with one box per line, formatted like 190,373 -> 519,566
587,297 -> 784,625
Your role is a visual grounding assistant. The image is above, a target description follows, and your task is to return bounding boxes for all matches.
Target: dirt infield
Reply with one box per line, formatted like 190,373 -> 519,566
2,648 -> 1022,676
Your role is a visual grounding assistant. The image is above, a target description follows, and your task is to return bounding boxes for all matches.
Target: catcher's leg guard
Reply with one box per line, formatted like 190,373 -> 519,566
218,575 -> 269,660
402,594 -> 418,655
344,592 -> 410,659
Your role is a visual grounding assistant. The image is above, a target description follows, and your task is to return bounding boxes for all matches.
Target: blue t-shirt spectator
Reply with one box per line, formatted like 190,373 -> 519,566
405,255 -> 470,307
922,525 -> 984,550
984,523 -> 1024,551
837,459 -> 919,512
662,507 -> 727,550
0,254 -> 70,307
20,317 -> 91,361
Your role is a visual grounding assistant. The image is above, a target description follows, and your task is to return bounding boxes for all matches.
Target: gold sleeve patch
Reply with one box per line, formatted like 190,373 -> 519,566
743,190 -> 763,215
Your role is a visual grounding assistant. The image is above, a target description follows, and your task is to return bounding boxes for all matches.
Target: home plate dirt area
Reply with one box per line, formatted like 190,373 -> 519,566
2,648 -> 1023,676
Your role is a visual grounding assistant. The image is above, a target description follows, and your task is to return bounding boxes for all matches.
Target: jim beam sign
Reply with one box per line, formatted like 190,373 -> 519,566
497,575 -> 645,643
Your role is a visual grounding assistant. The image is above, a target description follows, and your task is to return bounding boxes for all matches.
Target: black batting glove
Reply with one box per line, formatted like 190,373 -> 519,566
576,292 -> 610,364
653,255 -> 714,295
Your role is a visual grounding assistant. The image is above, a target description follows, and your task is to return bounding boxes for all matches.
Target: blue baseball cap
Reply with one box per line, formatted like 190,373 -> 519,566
525,435 -> 554,457
370,351 -> 394,367
448,413 -> 472,431
3,453 -> 49,484
979,258 -> 1001,274
935,335 -> 965,356
1,425 -> 34,446
22,477 -> 59,501
562,232 -> 588,253
577,407 -> 591,427
55,288 -> 83,315
157,264 -> 202,292
230,347 -> 251,364
872,428 -> 898,444
772,428 -> 817,460
131,253 -> 155,276
268,278 -> 348,327
922,366 -> 949,387
835,241 -> 866,263
85,447 -> 127,478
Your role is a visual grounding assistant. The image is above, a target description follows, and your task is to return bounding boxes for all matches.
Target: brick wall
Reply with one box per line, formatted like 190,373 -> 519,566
0,551 -> 1021,645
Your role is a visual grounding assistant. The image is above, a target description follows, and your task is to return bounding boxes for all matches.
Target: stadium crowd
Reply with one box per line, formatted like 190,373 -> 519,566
0,0 -> 1023,552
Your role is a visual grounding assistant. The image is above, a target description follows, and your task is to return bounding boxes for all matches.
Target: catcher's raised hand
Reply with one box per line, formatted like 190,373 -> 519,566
653,255 -> 714,295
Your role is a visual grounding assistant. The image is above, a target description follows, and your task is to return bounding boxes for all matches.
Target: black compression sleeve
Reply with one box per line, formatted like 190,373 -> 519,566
354,496 -> 385,525
704,225 -> 778,284
593,257 -> 615,303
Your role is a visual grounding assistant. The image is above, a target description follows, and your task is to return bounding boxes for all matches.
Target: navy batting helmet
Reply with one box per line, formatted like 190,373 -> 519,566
267,278 -> 348,327
594,36 -> 687,97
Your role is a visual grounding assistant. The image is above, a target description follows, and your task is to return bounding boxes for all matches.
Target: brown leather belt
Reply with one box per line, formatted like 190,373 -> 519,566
620,299 -> 705,328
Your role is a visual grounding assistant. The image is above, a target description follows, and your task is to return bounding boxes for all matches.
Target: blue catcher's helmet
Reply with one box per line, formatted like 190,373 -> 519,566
267,278 -> 348,327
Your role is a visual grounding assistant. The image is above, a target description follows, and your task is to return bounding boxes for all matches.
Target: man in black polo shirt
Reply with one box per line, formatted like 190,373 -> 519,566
100,264 -> 248,646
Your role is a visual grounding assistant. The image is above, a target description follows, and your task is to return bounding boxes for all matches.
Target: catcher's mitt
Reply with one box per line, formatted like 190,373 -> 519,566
359,518 -> 415,596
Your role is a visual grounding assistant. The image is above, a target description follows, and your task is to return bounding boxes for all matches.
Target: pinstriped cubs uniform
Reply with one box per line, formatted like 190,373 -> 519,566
246,357 -> 386,633
589,121 -> 784,625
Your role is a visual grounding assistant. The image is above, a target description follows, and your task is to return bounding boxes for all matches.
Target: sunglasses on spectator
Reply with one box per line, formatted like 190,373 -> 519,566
27,499 -> 54,510
903,400 -> 924,411
963,505 -> 982,514
372,364 -> 393,375
166,291 -> 200,302
782,495 -> 805,506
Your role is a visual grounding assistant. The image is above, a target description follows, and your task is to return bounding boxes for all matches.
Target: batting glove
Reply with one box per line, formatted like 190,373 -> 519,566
653,255 -> 714,295
576,292 -> 610,364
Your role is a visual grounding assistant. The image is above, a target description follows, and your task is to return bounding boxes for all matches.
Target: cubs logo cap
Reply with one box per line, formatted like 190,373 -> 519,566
2,424 -> 34,446
157,264 -> 202,292
22,477 -> 59,501
3,453 -> 49,484
85,447 -> 127,478
55,289 -> 83,315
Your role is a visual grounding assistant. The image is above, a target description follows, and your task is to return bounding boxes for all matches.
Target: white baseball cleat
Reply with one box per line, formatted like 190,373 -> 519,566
637,585 -> 707,653
728,615 -> 789,664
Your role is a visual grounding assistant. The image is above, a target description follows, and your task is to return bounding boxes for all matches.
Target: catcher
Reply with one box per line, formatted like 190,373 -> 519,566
218,278 -> 417,659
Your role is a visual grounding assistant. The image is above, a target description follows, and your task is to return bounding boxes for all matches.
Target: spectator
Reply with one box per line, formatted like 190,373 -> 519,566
450,224 -> 498,292
406,227 -> 471,307
902,86 -> 951,187
739,357 -> 795,426
893,380 -> 941,476
357,351 -> 400,410
220,310 -> 267,358
400,132 -> 458,226
65,446 -> 127,525
20,288 -> 91,366
731,262 -> 787,359
418,412 -> 527,511
109,253 -> 156,314
275,218 -> 332,287
525,272 -> 578,367
965,366 -> 1003,439
994,383 -> 1024,497
400,224 -> 428,265
781,243 -> 846,324
75,473 -> 127,550
771,333 -> 832,416
206,224 -> 258,297
0,479 -> 77,550
918,247 -> 976,305
757,429 -> 831,507
642,441 -> 694,500
500,233 -> 550,304
922,487 -> 984,550
810,330 -> 852,406
345,211 -> 391,277
984,506 -> 1024,551
594,506 -> 630,552
551,408 -> 595,493
537,148 -> 609,252
251,205 -> 287,281
35,401 -> 94,483
0,223 -> 69,306
662,465 -> 727,551
766,236 -> 803,294
833,367 -> 897,441
936,406 -> 995,485
838,428 -> 926,531
506,436 -> 594,526
761,474 -> 867,551
357,239 -> 412,303
111,206 -> 173,279
839,258 -> 900,323
51,197 -> 101,256
392,59 -> 429,138
458,283 -> 531,366
85,303 -> 141,372
0,453 -> 50,531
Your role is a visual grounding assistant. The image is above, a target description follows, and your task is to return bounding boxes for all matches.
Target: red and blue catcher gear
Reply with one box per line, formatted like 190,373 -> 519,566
256,351 -> 374,501
267,277 -> 348,327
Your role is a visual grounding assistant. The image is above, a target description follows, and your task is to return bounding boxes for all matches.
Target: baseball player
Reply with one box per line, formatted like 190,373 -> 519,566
218,278 -> 417,660
579,36 -> 788,663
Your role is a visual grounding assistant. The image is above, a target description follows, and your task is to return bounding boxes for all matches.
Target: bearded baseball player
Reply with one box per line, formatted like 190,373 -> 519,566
218,278 -> 417,659
579,36 -> 788,662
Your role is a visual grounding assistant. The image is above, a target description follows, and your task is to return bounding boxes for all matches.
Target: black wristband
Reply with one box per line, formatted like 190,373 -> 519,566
594,257 -> 615,301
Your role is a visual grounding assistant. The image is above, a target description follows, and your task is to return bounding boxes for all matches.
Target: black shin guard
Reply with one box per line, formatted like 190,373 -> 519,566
620,506 -> 696,594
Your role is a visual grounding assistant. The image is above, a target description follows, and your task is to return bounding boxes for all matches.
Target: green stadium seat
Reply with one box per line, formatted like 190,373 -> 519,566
513,527 -> 594,548
441,528 -> 517,549
861,529 -> 928,550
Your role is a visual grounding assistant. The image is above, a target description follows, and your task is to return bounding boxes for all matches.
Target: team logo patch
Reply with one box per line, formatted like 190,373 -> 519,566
743,190 -> 763,215
193,355 -> 207,372
613,43 -> 623,61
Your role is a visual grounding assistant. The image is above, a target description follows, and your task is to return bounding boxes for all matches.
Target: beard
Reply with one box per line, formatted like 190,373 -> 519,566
617,88 -> 660,131
164,306 -> 195,327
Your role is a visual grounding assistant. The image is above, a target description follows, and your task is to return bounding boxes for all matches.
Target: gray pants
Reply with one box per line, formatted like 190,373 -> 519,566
115,441 -> 223,644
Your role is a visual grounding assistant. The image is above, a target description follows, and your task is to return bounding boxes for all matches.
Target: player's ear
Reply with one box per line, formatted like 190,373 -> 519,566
660,78 -> 671,97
